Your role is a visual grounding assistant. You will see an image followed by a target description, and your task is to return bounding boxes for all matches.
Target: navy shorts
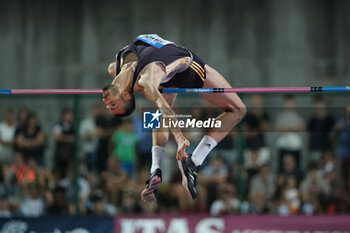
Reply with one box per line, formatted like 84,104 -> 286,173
160,52 -> 206,88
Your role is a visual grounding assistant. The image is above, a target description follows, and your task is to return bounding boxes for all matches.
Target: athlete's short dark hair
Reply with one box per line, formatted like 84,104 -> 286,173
103,84 -> 118,95
102,85 -> 113,91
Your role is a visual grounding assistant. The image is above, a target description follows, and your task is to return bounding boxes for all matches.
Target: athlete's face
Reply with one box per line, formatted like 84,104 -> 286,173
102,88 -> 127,115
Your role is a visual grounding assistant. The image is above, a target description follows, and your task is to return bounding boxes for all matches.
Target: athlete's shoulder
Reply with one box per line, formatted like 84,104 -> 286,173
115,44 -> 131,58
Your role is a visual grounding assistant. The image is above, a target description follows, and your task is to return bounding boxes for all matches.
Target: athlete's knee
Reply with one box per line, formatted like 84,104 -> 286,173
239,102 -> 247,119
224,101 -> 246,120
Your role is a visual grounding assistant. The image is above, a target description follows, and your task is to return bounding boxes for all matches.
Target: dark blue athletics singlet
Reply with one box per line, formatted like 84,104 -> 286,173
115,34 -> 206,89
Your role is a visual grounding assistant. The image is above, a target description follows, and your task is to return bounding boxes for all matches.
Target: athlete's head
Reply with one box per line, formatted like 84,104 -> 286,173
102,84 -> 135,117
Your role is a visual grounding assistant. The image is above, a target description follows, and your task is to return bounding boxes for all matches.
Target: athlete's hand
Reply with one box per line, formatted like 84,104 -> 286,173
176,135 -> 190,160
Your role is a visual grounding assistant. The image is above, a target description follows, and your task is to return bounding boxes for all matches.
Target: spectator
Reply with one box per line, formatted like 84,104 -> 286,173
79,104 -> 101,172
250,164 -> 275,203
95,109 -> 121,173
46,186 -> 70,215
200,156 -> 228,210
280,154 -> 303,182
283,176 -> 300,214
275,176 -> 300,216
90,193 -> 107,215
110,119 -> 139,177
320,151 -> 341,193
0,108 -> 16,164
332,102 -> 350,191
20,183 -> 45,217
275,95 -> 305,171
16,113 -> 46,165
300,163 -> 331,213
321,151 -> 336,176
201,156 -> 229,181
1,161 -> 21,212
244,148 -> 270,181
274,173 -> 286,202
58,170 -> 91,205
119,186 -> 142,214
157,185 -> 181,213
214,132 -> 236,166
248,190 -> 268,214
88,189 -> 117,216
9,152 -> 36,185
0,164 -> 8,197
226,162 -> 238,185
243,94 -> 270,149
27,157 -> 56,202
13,107 -> 29,152
53,108 -> 74,178
100,156 -> 129,207
307,96 -> 335,163
0,195 -> 11,217
210,183 -> 239,216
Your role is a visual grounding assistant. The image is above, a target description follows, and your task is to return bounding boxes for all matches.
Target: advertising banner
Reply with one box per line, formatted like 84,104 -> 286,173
0,216 -> 114,233
115,214 -> 350,233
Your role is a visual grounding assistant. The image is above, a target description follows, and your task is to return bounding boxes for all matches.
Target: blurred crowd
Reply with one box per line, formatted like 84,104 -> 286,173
0,95 -> 349,217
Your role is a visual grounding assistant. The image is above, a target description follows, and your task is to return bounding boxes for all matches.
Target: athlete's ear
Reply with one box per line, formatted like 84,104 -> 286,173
121,91 -> 131,100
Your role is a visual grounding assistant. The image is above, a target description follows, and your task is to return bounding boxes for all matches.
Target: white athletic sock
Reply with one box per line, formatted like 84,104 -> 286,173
150,146 -> 165,173
191,135 -> 218,166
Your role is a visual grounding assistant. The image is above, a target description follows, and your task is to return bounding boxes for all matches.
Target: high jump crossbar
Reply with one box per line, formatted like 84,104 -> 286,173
0,86 -> 349,95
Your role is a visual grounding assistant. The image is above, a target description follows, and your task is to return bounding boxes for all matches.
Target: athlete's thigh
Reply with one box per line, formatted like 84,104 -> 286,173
200,64 -> 244,110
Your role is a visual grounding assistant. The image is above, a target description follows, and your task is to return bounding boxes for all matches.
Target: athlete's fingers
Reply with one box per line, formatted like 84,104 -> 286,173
183,140 -> 190,158
177,145 -> 188,160
183,142 -> 189,159
180,149 -> 186,160
183,151 -> 188,160
177,149 -> 183,160
177,150 -> 183,160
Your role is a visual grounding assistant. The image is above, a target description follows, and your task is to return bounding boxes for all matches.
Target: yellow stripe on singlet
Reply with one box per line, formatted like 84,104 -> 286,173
166,57 -> 205,81
191,61 -> 205,75
166,62 -> 191,76
166,57 -> 190,72
166,61 -> 189,72
190,64 -> 204,81
166,58 -> 190,72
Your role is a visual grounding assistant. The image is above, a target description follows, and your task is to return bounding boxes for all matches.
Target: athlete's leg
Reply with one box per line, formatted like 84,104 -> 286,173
179,64 -> 246,199
151,93 -> 177,172
141,93 -> 177,202
191,64 -> 246,166
201,64 -> 246,141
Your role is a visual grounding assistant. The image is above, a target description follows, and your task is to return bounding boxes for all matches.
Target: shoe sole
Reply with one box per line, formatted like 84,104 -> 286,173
141,176 -> 161,202
177,160 -> 195,199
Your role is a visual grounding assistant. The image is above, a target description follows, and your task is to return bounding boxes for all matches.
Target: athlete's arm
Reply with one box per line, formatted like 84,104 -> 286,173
109,53 -> 138,85
136,63 -> 190,160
